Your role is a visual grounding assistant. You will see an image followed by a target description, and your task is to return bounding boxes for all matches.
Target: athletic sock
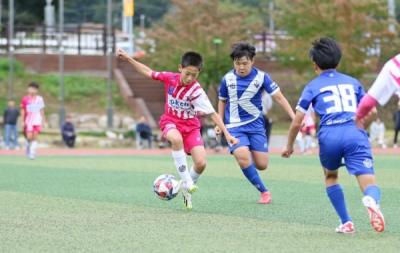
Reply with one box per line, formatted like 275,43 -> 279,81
30,141 -> 38,156
189,166 -> 201,183
241,164 -> 267,193
364,185 -> 381,204
171,150 -> 193,188
326,184 -> 352,224
25,140 -> 31,155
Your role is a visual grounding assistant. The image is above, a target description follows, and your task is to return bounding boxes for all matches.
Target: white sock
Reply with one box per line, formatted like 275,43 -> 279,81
25,141 -> 31,155
190,166 -> 201,183
30,141 -> 38,156
171,150 -> 193,188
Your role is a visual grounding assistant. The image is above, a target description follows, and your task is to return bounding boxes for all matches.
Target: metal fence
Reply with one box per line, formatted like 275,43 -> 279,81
0,24 -> 116,55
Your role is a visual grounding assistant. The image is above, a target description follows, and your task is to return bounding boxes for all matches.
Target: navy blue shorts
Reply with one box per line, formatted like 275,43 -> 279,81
318,123 -> 374,175
228,130 -> 268,153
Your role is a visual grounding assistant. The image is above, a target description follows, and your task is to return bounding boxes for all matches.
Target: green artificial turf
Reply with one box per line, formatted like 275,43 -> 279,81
0,154 -> 399,252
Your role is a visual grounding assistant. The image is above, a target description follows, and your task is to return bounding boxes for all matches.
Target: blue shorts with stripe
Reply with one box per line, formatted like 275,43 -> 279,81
318,123 -> 374,175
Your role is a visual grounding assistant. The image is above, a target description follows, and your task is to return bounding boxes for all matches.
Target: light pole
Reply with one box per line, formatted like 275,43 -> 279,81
8,0 -> 14,100
107,0 -> 113,129
213,38 -> 222,77
388,0 -> 396,33
59,0 -> 65,126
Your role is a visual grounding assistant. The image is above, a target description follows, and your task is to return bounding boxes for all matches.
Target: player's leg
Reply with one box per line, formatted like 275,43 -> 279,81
394,127 -> 399,148
4,124 -> 11,149
356,174 -> 384,232
324,168 -> 353,233
248,132 -> 269,170
247,132 -> 272,203
11,124 -> 18,149
165,128 -> 195,190
234,147 -> 268,193
189,146 -> 206,184
232,140 -> 270,204
344,128 -> 385,232
29,130 -> 40,159
25,131 -> 34,158
319,129 -> 353,233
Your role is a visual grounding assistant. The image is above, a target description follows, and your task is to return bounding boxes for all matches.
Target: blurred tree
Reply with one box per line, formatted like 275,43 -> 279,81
1,0 -> 46,26
144,0 -> 262,92
275,0 -> 398,77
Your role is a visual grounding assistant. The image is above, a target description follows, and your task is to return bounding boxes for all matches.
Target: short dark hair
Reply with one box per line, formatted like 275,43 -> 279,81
28,81 -> 39,89
181,52 -> 203,70
309,37 -> 342,70
230,42 -> 256,61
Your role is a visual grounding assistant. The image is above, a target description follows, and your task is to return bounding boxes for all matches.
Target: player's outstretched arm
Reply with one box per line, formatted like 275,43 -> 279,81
282,110 -> 305,158
116,48 -> 153,79
272,91 -> 295,120
210,112 -> 238,146
214,100 -> 226,135
356,94 -> 378,122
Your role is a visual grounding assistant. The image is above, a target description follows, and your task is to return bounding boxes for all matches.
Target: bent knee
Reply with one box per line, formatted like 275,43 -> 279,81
256,163 -> 268,171
237,157 -> 252,168
169,135 -> 183,145
194,160 -> 207,171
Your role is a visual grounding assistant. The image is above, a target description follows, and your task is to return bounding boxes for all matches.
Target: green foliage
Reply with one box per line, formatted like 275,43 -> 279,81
0,59 -> 126,114
0,58 -> 25,81
35,74 -> 107,102
144,0 -> 262,89
275,0 -> 399,77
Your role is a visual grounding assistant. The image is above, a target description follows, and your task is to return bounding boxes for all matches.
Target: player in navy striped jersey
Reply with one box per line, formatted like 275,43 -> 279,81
215,42 -> 295,204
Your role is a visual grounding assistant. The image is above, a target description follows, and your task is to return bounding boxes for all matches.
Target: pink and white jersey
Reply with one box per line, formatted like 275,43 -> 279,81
151,71 -> 215,120
368,54 -> 400,105
21,95 -> 45,126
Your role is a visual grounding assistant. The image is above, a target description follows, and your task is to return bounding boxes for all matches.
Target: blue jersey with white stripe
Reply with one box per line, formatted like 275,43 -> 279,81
297,70 -> 365,127
219,67 -> 279,131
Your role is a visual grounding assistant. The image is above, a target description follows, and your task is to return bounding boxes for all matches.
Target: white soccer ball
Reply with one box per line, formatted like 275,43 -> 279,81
153,174 -> 181,201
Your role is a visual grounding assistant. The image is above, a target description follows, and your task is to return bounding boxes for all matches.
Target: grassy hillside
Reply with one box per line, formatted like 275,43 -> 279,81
0,59 -> 130,116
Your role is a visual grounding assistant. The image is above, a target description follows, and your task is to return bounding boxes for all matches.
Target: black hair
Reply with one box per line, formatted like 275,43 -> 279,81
181,52 -> 203,70
309,37 -> 342,70
28,81 -> 40,89
230,42 -> 256,61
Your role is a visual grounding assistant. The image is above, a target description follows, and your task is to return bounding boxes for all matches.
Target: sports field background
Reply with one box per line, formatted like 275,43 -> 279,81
0,154 -> 399,252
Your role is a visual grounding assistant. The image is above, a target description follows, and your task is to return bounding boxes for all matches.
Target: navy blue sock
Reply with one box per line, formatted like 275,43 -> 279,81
241,164 -> 267,193
364,185 -> 381,204
326,184 -> 351,224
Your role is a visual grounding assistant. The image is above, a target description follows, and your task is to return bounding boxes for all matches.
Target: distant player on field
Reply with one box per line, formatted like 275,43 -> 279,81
20,82 -> 46,160
356,54 -> 400,125
215,42 -> 295,204
282,37 -> 385,233
117,49 -> 238,210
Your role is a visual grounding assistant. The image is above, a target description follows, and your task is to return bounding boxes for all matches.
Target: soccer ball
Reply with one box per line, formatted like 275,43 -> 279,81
153,174 -> 181,201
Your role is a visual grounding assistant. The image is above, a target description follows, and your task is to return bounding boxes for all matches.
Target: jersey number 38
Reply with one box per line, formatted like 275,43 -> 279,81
320,84 -> 357,113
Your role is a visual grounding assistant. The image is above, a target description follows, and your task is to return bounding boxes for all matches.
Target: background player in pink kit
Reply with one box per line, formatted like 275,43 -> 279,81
357,54 -> 400,125
117,48 -> 238,209
20,82 -> 46,160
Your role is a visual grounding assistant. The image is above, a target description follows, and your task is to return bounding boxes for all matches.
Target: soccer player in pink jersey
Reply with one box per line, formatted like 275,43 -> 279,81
357,54 -> 400,125
20,82 -> 46,160
117,49 -> 238,209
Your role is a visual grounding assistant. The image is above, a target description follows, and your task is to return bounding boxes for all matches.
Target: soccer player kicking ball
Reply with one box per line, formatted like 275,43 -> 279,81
356,53 -> 400,125
282,37 -> 385,233
215,42 -> 295,204
117,49 -> 238,209
20,82 -> 46,160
